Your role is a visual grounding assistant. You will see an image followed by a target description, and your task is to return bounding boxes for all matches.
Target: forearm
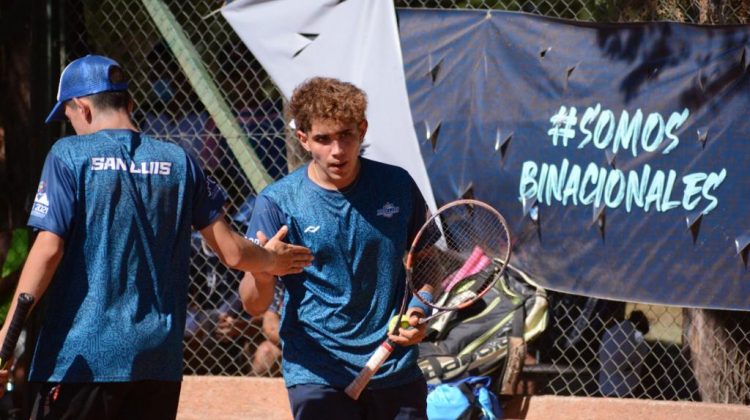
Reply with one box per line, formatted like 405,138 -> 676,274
201,218 -> 311,276
239,271 -> 277,317
199,218 -> 273,272
0,232 -> 63,342
224,231 -> 275,272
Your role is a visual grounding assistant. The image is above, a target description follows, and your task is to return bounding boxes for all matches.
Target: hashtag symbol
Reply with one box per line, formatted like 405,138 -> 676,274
547,106 -> 578,147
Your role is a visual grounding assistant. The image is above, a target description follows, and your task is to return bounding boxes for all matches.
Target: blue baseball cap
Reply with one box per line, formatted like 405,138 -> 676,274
45,55 -> 129,123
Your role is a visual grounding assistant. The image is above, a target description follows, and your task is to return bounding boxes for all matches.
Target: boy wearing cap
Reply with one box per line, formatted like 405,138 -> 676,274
0,55 -> 312,419
239,77 -> 430,419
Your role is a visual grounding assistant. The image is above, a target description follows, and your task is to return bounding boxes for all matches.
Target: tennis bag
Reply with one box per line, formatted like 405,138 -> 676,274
418,265 -> 548,386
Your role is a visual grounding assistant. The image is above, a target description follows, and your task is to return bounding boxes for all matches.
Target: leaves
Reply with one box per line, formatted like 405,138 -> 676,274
1,228 -> 29,278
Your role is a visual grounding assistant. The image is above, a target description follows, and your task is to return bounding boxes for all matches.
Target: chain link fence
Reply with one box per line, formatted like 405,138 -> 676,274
60,0 -> 749,404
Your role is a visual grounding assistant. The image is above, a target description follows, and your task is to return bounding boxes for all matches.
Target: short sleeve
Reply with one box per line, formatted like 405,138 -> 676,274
187,153 -> 227,229
244,194 -> 286,245
27,153 -> 76,239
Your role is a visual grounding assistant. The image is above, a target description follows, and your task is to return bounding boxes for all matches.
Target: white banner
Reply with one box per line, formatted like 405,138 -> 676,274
221,0 -> 437,214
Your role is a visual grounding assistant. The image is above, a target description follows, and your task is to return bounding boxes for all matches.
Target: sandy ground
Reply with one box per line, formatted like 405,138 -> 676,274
177,376 -> 750,420
177,376 -> 291,420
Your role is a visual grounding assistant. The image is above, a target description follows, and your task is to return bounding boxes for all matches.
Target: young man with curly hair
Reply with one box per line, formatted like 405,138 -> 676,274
240,77 -> 430,419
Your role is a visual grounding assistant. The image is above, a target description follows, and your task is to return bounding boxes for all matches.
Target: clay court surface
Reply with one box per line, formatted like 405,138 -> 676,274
177,376 -> 750,419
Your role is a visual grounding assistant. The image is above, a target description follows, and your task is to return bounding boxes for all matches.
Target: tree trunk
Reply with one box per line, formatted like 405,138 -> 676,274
0,0 -> 59,234
0,1 -> 32,232
681,0 -> 750,404
683,308 -> 750,403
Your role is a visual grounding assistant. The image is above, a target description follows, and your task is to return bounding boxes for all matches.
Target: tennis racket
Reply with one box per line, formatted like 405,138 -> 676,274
0,293 -> 35,368
344,199 -> 511,400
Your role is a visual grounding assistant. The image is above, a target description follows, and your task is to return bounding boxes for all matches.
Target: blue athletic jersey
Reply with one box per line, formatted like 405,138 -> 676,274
247,158 -> 427,389
27,129 -> 226,382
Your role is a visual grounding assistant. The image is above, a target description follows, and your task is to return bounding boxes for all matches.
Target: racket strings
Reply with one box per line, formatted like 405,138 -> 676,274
409,201 -> 510,311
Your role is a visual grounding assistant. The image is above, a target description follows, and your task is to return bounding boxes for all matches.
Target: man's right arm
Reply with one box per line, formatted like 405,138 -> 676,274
199,216 -> 311,275
188,152 -> 311,275
1,150 -> 76,394
0,232 -> 64,340
0,231 -> 64,397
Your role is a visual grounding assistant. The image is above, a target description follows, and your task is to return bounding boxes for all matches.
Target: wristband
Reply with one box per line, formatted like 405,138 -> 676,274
408,291 -> 433,317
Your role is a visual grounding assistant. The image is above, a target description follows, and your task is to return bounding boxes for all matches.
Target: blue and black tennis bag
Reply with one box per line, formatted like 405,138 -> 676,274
418,264 -> 549,390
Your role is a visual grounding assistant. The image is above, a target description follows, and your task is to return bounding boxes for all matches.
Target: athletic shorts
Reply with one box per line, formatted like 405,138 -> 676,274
287,377 -> 428,420
28,380 -> 181,420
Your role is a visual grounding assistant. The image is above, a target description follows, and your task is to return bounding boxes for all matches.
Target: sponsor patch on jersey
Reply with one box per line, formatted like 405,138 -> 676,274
206,177 -> 223,200
376,202 -> 400,218
31,181 -> 50,218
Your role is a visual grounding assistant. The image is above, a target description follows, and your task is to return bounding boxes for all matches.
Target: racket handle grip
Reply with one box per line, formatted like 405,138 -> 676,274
344,340 -> 394,400
0,293 -> 35,367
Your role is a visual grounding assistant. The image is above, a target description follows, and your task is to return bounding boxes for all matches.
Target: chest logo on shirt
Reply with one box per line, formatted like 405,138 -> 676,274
31,181 -> 50,218
376,202 -> 400,218
304,225 -> 321,233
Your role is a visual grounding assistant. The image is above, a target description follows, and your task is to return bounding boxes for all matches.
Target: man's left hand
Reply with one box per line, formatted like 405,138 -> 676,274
388,309 -> 427,346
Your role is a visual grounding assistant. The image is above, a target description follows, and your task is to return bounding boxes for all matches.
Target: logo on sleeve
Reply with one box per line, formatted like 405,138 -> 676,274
376,202 -> 400,218
304,225 -> 321,233
206,177 -> 222,199
31,181 -> 50,218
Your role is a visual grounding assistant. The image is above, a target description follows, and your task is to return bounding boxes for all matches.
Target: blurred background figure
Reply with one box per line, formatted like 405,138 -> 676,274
139,42 -> 222,172
597,310 -> 650,397
184,197 -> 262,375
248,283 -> 283,377
217,43 -> 292,179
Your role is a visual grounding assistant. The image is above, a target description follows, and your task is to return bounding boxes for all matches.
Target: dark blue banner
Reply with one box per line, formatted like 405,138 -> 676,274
398,9 -> 750,310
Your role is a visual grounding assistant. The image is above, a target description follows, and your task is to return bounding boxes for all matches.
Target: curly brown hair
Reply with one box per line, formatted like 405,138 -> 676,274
286,77 -> 367,133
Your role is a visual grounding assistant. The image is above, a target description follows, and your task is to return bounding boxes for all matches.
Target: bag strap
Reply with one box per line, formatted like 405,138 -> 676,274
456,382 -> 481,420
512,300 -> 525,336
500,303 -> 527,395
457,382 -> 477,405
426,357 -> 445,379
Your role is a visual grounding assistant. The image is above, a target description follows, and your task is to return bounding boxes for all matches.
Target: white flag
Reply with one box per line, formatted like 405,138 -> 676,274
222,0 -> 437,213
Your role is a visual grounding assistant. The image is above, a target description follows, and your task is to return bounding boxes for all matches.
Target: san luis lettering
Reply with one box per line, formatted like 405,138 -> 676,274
91,157 -> 172,175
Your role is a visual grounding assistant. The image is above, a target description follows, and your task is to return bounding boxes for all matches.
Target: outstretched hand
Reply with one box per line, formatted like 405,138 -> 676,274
259,226 -> 313,276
